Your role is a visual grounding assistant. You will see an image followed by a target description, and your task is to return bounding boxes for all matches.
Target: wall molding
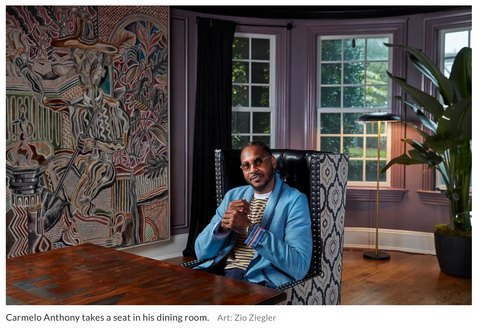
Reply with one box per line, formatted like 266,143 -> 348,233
344,227 -> 436,255
417,190 -> 449,206
347,188 -> 408,202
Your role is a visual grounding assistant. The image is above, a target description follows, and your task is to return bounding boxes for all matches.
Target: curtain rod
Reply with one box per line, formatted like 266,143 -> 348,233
196,17 -> 293,30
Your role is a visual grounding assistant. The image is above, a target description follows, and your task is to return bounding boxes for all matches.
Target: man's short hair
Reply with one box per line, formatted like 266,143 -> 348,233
243,140 -> 272,156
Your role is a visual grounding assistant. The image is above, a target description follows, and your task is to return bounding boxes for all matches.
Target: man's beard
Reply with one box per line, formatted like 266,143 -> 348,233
245,169 -> 274,193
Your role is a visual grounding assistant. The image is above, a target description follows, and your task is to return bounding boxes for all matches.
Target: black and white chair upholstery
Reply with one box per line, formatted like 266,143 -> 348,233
184,149 -> 349,305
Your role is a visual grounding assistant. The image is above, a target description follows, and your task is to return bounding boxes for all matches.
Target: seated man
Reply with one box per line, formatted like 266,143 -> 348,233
194,141 -> 312,288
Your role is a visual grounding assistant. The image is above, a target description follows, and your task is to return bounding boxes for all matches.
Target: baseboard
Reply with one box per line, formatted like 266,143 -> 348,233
123,229 -> 435,260
344,227 -> 436,255
121,233 -> 189,260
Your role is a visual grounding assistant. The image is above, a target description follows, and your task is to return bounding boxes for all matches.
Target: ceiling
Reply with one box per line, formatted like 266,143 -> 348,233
171,5 -> 470,20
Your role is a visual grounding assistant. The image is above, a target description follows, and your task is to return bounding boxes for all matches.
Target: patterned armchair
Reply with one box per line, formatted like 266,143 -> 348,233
183,149 -> 349,305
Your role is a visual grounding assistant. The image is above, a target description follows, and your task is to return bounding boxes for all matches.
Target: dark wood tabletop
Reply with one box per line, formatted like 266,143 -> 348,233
6,243 -> 286,305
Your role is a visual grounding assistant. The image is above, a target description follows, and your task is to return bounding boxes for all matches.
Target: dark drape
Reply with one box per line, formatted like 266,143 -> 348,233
183,17 -> 236,256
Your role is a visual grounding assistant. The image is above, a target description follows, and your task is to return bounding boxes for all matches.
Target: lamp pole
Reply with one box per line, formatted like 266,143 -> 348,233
359,111 -> 399,261
376,120 -> 380,256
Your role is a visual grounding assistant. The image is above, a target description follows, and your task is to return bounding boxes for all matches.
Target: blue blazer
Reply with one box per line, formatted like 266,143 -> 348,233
194,173 -> 312,287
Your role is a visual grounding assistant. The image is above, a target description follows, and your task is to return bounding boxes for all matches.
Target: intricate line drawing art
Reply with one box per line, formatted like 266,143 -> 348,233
6,6 -> 170,258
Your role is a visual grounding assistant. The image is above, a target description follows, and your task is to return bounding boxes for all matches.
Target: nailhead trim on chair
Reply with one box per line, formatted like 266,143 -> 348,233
215,150 -> 223,207
310,153 -> 322,275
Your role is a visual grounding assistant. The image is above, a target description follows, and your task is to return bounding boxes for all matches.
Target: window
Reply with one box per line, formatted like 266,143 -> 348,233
440,28 -> 472,76
437,27 -> 472,189
317,35 -> 393,186
231,33 -> 275,149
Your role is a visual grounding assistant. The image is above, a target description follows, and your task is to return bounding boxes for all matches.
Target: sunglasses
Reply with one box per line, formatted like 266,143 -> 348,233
240,156 -> 271,172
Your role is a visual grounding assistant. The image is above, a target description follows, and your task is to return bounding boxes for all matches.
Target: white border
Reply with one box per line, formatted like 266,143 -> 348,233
344,227 -> 436,255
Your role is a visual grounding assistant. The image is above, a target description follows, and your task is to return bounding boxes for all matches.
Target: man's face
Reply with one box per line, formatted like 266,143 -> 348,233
240,146 -> 276,193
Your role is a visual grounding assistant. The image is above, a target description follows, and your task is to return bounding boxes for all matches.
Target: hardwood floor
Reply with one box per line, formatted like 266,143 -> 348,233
162,249 -> 472,305
341,249 -> 472,305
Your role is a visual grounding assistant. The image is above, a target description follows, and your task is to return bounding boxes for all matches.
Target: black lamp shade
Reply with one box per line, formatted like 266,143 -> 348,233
358,112 -> 401,122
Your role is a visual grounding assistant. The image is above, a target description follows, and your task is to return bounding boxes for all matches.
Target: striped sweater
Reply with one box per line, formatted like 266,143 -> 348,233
225,196 -> 268,270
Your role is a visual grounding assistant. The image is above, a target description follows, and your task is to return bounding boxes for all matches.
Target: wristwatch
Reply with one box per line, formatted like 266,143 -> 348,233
245,223 -> 255,236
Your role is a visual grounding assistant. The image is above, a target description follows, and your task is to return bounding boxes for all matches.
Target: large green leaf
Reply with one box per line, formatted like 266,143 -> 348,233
381,153 -> 429,173
437,97 -> 472,140
423,130 -> 463,153
396,96 -> 437,133
387,72 -> 444,121
385,43 -> 454,105
408,149 -> 428,162
449,47 -> 472,102
405,121 -> 431,140
402,138 -> 427,153
454,140 -> 472,175
408,149 -> 443,165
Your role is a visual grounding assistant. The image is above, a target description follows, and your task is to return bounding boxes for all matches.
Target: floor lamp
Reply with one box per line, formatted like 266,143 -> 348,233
358,111 -> 400,261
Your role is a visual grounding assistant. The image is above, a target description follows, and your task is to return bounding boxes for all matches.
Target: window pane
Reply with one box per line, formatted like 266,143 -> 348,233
379,136 -> 387,157
344,87 -> 364,108
367,62 -> 388,84
321,87 -> 341,107
320,136 -> 340,153
344,38 -> 365,61
343,113 -> 364,134
366,122 -> 385,134
232,112 -> 250,133
251,86 -> 269,107
253,112 -> 270,133
232,135 -> 250,149
253,135 -> 270,146
251,62 -> 269,84
232,85 -> 249,106
366,86 -> 388,108
252,38 -> 270,60
367,38 -> 389,61
321,63 -> 342,84
232,61 -> 249,83
348,160 -> 363,181
445,31 -> 469,56
444,58 -> 454,76
366,160 -> 387,182
366,137 -> 387,158
344,62 -> 365,84
343,137 -> 363,157
320,113 -> 341,134
439,163 -> 446,186
233,37 -> 249,59
321,39 -> 342,61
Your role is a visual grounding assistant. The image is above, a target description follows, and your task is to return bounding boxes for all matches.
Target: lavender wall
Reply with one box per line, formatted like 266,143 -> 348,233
169,8 -> 471,237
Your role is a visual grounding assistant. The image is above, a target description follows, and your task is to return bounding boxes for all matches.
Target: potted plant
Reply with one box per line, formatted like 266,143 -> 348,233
381,44 -> 472,277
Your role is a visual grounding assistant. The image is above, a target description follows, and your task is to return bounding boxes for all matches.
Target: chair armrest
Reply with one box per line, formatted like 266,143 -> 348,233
274,273 -> 341,305
180,259 -> 207,268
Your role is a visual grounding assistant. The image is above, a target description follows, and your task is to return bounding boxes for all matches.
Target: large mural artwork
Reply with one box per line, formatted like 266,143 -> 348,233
6,6 -> 170,258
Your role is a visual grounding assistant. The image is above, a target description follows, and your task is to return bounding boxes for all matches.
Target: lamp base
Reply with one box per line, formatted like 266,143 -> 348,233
363,251 -> 390,260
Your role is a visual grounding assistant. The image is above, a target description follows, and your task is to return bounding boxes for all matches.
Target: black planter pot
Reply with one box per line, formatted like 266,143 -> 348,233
434,232 -> 472,278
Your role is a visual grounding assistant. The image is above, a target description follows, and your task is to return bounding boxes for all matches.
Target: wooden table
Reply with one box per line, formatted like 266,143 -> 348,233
6,243 -> 286,305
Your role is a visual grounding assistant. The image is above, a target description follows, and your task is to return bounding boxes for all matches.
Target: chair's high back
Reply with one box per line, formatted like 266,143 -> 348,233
214,149 -> 349,304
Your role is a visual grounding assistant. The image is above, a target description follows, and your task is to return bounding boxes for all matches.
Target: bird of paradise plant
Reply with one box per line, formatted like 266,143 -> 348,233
382,44 -> 472,236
